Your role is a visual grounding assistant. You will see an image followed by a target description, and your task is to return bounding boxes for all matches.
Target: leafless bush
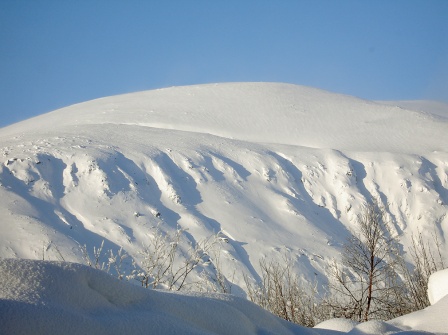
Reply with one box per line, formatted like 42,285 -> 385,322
133,226 -> 221,290
244,257 -> 327,327
81,241 -> 129,279
194,246 -> 234,294
107,247 -> 128,280
81,226 -> 229,292
81,240 -> 107,270
400,229 -> 445,310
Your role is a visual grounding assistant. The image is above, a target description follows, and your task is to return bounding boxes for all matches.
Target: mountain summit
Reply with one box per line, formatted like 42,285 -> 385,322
2,83 -> 446,153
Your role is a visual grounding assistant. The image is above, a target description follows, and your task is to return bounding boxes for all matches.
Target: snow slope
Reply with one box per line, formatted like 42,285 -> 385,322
1,259 -> 446,335
0,83 -> 445,153
0,82 -> 447,295
378,100 -> 448,120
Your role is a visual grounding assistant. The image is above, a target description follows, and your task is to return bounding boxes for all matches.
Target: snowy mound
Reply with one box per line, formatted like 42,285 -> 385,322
1,82 -> 446,153
427,268 -> 448,305
0,259 -> 306,335
389,294 -> 448,334
314,318 -> 359,332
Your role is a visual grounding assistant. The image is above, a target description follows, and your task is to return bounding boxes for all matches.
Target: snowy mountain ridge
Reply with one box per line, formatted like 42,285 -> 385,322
0,82 -> 447,297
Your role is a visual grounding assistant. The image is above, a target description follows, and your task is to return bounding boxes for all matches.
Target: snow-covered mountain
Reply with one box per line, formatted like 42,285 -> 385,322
0,82 -> 447,295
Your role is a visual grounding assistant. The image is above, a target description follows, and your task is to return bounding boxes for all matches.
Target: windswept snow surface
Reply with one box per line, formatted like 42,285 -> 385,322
1,259 -> 447,335
0,83 -> 447,330
0,259 -> 306,335
378,100 -> 448,120
1,83 -> 446,153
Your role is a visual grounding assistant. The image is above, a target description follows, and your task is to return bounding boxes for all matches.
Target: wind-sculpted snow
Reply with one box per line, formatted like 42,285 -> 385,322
0,259 -> 308,335
0,82 -> 447,298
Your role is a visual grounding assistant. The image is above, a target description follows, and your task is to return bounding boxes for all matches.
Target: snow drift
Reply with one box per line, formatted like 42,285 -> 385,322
0,258 -> 306,335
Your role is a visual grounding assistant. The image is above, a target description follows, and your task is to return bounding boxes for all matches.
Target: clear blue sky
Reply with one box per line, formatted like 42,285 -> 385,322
1,1 -> 447,128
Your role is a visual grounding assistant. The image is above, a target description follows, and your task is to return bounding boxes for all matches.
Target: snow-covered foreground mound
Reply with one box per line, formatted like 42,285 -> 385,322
1,259 -> 447,335
388,267 -> 448,334
0,82 -> 447,296
0,259 -> 307,335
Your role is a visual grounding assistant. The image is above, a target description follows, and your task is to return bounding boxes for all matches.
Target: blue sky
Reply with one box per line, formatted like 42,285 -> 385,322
1,1 -> 447,128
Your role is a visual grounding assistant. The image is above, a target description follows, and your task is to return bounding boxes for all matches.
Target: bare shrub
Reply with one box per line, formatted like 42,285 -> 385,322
244,257 -> 326,327
400,229 -> 445,310
133,225 -> 220,290
194,246 -> 234,294
81,241 -> 129,279
81,240 -> 107,270
82,226 -> 229,292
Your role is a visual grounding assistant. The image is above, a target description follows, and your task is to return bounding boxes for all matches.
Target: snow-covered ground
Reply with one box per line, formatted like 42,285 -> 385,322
0,82 -> 447,333
1,258 -> 447,334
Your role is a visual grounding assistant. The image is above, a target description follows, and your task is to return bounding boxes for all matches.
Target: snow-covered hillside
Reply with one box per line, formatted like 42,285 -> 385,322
0,82 -> 447,296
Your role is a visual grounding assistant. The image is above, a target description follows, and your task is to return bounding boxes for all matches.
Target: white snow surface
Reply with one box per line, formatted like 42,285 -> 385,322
427,268 -> 448,305
1,83 -> 446,153
314,318 -> 359,332
1,258 -> 446,335
0,82 -> 447,332
389,295 -> 448,334
0,258 -> 306,335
